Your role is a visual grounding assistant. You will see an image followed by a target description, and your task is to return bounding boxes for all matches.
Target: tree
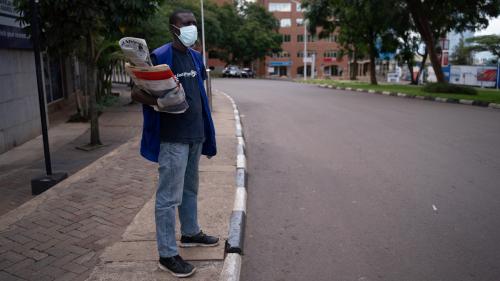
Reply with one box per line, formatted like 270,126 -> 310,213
15,0 -> 162,147
231,2 -> 282,66
303,0 -> 399,85
450,37 -> 473,65
404,0 -> 500,82
466,34 -> 500,62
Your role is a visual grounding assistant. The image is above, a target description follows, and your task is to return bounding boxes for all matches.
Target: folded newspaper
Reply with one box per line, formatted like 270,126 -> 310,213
119,37 -> 188,113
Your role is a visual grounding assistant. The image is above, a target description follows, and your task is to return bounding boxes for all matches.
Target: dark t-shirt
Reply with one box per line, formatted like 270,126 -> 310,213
154,48 -> 205,144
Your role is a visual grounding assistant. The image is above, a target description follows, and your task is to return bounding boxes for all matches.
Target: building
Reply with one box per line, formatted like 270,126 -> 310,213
0,2 -> 76,154
259,0 -> 349,79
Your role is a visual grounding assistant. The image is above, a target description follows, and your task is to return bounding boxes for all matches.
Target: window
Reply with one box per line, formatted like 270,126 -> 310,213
272,51 -> 290,58
296,3 -> 302,11
283,34 -> 291,42
297,35 -> 315,42
269,3 -> 291,12
296,18 -> 304,26
327,34 -> 337,42
324,50 -> 337,58
280,18 -> 291,27
297,50 -> 316,58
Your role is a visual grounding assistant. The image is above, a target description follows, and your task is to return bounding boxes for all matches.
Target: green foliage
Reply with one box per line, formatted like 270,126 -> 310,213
132,0 -> 280,65
14,0 -> 162,145
466,35 -> 500,59
303,0 -> 400,84
303,0 -> 500,83
230,3 -> 282,65
423,82 -> 477,95
450,37 -> 472,65
14,0 -> 162,57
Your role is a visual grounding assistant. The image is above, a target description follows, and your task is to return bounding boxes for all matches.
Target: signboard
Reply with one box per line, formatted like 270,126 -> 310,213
323,57 -> 336,63
449,65 -> 497,88
303,57 -> 313,63
269,61 -> 292,67
0,0 -> 32,49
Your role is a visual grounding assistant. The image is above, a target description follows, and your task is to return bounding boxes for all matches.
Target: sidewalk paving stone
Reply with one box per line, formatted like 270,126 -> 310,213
0,91 -> 237,281
85,92 -> 236,281
0,84 -> 141,216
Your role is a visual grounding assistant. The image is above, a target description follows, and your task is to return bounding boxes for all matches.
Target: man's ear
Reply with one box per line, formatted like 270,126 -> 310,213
169,24 -> 179,36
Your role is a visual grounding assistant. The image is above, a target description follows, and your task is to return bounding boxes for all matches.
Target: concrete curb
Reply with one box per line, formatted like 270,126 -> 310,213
312,83 -> 500,110
218,91 -> 248,281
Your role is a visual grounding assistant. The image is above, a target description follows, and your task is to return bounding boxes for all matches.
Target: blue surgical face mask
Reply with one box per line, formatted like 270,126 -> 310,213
172,24 -> 198,47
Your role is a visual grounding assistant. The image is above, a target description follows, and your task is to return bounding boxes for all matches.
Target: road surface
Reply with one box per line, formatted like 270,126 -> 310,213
213,79 -> 500,281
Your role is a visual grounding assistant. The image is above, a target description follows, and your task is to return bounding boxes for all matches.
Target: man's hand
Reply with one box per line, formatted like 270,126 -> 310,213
131,85 -> 158,106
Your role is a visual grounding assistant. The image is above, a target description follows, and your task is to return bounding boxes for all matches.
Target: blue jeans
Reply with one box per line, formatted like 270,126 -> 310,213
155,141 -> 202,257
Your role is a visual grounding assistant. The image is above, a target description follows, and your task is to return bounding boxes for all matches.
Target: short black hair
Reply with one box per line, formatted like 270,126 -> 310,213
169,9 -> 194,26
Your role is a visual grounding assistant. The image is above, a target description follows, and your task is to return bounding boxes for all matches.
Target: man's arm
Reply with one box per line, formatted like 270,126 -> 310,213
131,86 -> 158,106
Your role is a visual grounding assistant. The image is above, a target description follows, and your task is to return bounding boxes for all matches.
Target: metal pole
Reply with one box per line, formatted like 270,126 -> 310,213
200,0 -> 207,66
31,0 -> 52,176
304,19 -> 307,80
497,60 -> 499,90
311,53 -> 315,79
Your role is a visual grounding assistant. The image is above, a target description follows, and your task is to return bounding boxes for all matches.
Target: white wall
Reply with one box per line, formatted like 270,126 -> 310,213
0,49 -> 41,154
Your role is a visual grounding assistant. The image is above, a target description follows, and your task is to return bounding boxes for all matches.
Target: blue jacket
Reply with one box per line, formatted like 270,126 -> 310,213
139,43 -> 217,162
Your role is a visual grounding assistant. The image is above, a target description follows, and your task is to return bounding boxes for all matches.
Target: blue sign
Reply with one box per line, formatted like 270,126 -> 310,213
269,61 -> 292,67
497,64 -> 500,88
442,65 -> 451,82
0,1 -> 32,49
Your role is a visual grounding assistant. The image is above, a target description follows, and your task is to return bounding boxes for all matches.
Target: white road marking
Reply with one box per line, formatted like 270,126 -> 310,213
432,204 -> 438,211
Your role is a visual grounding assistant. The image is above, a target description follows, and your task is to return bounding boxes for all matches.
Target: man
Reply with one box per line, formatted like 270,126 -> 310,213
131,9 -> 218,278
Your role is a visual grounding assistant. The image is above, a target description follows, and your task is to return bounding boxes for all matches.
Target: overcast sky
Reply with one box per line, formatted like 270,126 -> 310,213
475,17 -> 500,35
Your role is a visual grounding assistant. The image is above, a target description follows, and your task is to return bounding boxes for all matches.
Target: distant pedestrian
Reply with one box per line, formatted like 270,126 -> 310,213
131,9 -> 218,278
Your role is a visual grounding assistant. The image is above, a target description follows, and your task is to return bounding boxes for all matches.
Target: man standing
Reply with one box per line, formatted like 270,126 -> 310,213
131,9 -> 218,278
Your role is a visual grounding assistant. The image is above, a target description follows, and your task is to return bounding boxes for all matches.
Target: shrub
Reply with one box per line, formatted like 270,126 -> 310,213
423,82 -> 477,95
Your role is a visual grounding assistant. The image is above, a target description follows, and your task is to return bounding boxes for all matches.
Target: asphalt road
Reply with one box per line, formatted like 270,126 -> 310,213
213,79 -> 500,281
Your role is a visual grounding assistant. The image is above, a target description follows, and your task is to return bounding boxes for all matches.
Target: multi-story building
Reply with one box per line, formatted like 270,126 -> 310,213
259,0 -> 349,79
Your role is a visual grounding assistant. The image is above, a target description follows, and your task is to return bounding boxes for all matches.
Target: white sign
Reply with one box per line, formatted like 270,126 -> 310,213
303,57 -> 313,63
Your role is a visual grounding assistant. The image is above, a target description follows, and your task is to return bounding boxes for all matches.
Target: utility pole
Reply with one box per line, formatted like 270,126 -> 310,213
30,0 -> 67,195
304,18 -> 308,80
291,0 -> 307,80
200,0 -> 207,66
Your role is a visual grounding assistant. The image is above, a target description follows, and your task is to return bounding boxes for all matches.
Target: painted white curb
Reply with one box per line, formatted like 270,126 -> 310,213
219,253 -> 242,281
233,187 -> 247,212
218,90 -> 248,280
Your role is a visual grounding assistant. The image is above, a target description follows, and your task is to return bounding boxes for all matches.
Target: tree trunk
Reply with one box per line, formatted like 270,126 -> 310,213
350,55 -> 358,80
87,32 -> 101,146
408,61 -> 416,84
407,0 -> 445,83
415,48 -> 428,85
368,39 -> 378,85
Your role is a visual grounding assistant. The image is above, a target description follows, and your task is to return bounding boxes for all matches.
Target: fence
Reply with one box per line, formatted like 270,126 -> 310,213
112,61 -> 130,84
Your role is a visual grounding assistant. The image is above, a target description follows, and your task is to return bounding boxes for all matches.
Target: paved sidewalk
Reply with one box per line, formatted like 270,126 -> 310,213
0,84 -> 141,215
0,91 -> 236,280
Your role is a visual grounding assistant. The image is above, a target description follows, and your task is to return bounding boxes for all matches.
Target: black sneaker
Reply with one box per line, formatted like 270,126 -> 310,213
180,230 -> 219,248
158,255 -> 196,278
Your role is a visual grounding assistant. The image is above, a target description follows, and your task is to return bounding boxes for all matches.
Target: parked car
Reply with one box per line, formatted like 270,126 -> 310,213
222,65 -> 242,78
241,68 -> 255,78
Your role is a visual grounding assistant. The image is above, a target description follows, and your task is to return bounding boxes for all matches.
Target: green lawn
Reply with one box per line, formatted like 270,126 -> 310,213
301,79 -> 500,104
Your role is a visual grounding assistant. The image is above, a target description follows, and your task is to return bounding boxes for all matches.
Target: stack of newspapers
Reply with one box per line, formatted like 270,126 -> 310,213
119,37 -> 188,113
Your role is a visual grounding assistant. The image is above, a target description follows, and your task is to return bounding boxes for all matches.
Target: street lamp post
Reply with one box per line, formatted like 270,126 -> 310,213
200,0 -> 207,66
30,0 -> 67,195
291,0 -> 307,80
304,18 -> 308,81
